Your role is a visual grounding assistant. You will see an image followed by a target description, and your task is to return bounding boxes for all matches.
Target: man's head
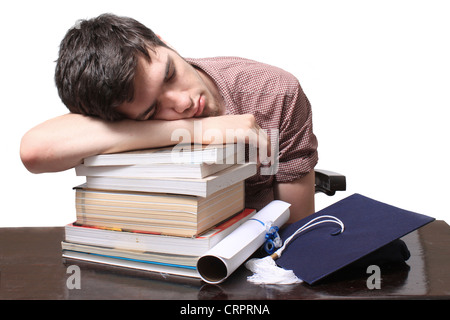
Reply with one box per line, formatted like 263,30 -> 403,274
55,13 -> 224,121
55,13 -> 166,121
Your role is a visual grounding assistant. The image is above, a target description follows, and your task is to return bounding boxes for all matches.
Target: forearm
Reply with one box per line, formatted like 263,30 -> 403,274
274,170 -> 316,224
20,113 -> 198,173
20,113 -> 265,174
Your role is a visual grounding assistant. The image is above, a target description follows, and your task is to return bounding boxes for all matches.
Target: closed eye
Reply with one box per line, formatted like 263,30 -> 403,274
136,54 -> 175,121
136,102 -> 157,121
165,55 -> 176,83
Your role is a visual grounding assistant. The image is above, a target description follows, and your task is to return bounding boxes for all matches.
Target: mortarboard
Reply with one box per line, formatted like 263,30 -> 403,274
276,193 -> 435,285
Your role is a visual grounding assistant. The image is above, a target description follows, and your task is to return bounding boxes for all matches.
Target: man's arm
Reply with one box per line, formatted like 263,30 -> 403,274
20,113 -> 182,173
274,170 -> 315,224
20,113 -> 266,174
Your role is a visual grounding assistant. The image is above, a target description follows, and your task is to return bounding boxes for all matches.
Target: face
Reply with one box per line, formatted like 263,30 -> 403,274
117,46 -> 225,121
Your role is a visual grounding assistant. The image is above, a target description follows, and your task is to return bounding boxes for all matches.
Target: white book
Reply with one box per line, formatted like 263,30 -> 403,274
83,144 -> 240,166
61,241 -> 199,267
76,152 -> 242,179
62,250 -> 200,279
85,163 -> 256,197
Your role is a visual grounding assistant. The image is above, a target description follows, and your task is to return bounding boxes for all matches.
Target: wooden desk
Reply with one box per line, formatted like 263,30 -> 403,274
1,221 -> 449,300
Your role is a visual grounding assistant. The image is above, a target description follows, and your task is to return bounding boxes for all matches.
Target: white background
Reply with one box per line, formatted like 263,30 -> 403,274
1,0 -> 449,227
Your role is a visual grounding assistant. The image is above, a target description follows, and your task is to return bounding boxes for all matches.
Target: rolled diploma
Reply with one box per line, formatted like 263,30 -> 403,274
196,200 -> 291,284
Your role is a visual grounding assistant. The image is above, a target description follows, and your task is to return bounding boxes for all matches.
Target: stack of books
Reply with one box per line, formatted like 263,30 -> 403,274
61,144 -> 257,279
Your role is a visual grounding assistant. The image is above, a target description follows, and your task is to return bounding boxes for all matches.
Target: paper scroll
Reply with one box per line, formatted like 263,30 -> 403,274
196,200 -> 291,284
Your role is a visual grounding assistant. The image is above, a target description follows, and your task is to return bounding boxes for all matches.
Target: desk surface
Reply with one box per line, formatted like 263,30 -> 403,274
1,221 -> 449,300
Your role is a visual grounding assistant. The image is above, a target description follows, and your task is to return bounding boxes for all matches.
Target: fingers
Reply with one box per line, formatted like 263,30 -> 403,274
198,114 -> 276,171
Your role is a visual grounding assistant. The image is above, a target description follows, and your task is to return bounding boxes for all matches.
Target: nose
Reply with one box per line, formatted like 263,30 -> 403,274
161,90 -> 193,113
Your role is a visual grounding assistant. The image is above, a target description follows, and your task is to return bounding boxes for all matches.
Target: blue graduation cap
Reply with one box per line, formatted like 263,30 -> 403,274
275,193 -> 435,285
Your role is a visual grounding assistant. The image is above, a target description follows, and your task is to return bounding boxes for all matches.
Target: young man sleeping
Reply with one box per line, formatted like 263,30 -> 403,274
20,14 -> 318,223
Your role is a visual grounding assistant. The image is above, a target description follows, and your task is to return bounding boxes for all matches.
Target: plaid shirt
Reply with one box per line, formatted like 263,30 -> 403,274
186,57 -> 318,210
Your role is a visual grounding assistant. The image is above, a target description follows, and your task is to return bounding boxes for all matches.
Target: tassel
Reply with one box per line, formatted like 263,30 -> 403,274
245,255 -> 302,284
245,215 -> 345,284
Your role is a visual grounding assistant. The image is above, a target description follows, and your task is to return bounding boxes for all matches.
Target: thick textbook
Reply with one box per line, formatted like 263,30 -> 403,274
75,181 -> 245,237
84,163 -> 256,197
65,208 -> 256,256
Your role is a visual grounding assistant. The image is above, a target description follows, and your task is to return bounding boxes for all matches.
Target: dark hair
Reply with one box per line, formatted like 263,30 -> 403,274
54,13 -> 168,121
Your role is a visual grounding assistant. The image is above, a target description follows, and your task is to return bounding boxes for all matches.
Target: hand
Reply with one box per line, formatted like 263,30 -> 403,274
199,114 -> 272,165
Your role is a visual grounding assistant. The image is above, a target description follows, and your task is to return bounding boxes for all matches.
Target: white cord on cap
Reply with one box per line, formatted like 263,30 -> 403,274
272,215 -> 344,260
245,215 -> 345,285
